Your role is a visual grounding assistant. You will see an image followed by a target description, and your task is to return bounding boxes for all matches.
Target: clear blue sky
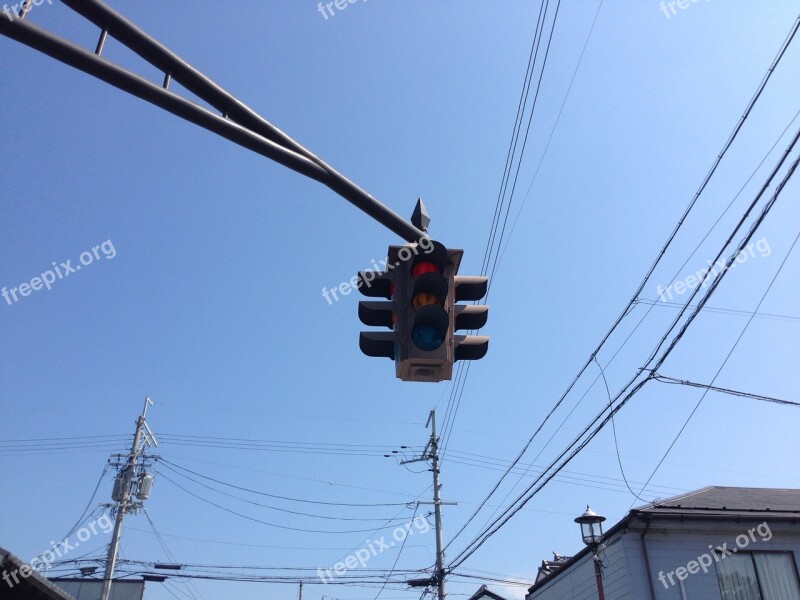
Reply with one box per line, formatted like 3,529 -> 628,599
2,2 -> 799,600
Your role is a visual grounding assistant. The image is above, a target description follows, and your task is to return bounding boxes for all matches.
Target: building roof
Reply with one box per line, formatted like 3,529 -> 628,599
636,486 -> 800,518
526,486 -> 800,596
466,584 -> 508,600
535,553 -> 572,583
0,547 -> 76,600
50,579 -> 145,600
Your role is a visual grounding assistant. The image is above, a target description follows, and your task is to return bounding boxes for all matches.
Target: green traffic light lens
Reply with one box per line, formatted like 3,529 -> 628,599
412,324 -> 444,351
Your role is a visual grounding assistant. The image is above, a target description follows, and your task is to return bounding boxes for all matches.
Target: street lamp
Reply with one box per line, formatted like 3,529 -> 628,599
575,506 -> 607,600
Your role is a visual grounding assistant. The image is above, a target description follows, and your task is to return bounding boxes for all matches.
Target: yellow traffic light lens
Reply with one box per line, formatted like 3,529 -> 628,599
412,292 -> 442,310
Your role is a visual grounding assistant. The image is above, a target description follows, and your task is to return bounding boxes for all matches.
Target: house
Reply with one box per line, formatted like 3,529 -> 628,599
535,553 -> 572,583
526,486 -> 800,600
467,584 -> 508,600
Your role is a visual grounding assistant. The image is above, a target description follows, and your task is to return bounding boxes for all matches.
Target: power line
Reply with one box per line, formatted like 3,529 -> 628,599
158,471 -> 417,535
486,0 -> 562,288
480,0 -> 550,276
54,461 -> 112,543
461,102 -> 800,528
495,0 -> 605,269
594,357 -> 646,503
142,508 -> 203,600
641,128 -> 800,374
0,434 -> 130,442
157,461 -> 414,523
652,374 -> 800,407
440,0 -> 565,462
443,450 -> 684,495
443,0 -> 558,454
158,458 -> 414,507
161,454 -> 426,502
442,16 -> 800,555
446,127 -> 800,571
155,433 -> 421,457
457,141 -> 800,568
635,226 -> 800,497
124,525 -> 427,551
635,298 -> 800,322
373,503 -> 420,600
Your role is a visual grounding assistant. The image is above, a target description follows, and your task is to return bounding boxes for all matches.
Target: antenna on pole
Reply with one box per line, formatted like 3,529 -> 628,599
142,395 -> 153,417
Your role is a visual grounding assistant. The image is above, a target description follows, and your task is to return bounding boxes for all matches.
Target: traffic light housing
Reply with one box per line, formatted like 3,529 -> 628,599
358,240 -> 489,382
357,265 -> 398,360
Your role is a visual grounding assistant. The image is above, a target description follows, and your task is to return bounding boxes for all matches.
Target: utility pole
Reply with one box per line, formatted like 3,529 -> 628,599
401,410 -> 454,600
101,397 -> 158,600
298,580 -> 304,600
428,411 -> 446,600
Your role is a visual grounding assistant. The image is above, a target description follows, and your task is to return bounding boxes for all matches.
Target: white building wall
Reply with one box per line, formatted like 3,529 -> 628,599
530,537 -> 631,600
637,520 -> 800,600
528,518 -> 800,600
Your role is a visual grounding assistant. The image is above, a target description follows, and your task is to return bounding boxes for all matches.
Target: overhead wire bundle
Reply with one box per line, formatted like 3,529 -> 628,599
438,0 -> 568,462
443,11 -> 800,571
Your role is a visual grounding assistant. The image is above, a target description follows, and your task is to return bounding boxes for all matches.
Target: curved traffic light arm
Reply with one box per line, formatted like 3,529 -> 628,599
0,0 -> 426,243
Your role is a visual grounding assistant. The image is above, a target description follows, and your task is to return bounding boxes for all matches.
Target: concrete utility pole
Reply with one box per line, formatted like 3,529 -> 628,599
429,411 -> 446,600
401,410 -> 454,600
101,397 -> 157,600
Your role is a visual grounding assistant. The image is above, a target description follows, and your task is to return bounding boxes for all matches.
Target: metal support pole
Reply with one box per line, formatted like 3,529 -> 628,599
593,553 -> 606,600
95,29 -> 107,55
17,0 -> 31,19
0,2 -> 426,243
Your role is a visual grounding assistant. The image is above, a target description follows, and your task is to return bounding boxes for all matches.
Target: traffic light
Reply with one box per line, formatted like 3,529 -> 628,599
357,240 -> 489,383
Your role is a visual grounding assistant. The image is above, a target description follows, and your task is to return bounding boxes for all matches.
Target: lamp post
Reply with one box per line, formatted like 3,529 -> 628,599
575,506 -> 607,600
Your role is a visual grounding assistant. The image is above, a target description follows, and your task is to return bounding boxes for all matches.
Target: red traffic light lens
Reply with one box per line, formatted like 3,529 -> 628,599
412,261 -> 439,278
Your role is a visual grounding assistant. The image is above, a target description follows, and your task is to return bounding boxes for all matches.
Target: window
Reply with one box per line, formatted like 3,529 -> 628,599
717,552 -> 800,600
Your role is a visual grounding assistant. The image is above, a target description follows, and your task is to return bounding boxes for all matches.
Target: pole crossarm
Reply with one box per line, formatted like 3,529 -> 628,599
0,0 -> 426,242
